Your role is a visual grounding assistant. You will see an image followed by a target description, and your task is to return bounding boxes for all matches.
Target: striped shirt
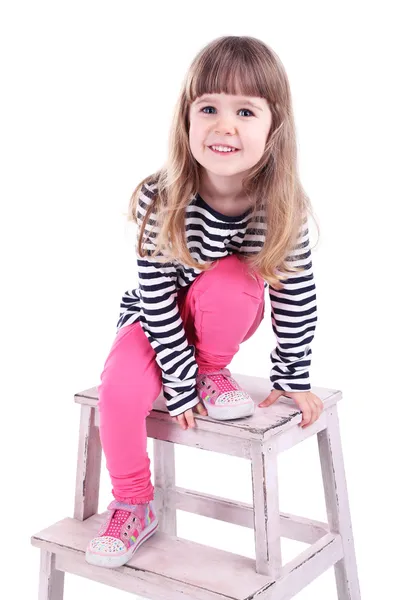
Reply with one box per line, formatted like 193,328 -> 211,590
116,181 -> 317,417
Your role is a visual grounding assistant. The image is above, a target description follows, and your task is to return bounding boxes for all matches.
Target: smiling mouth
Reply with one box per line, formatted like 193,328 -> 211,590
208,146 -> 240,154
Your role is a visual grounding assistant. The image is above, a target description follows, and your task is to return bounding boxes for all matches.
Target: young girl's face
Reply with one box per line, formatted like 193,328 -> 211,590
188,92 -> 272,179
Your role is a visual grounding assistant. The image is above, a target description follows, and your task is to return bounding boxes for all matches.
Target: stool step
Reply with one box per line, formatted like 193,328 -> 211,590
31,513 -> 272,600
31,513 -> 343,600
75,375 -> 341,444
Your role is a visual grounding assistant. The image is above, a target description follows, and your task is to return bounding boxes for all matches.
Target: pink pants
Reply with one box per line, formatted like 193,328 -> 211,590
97,254 -> 265,504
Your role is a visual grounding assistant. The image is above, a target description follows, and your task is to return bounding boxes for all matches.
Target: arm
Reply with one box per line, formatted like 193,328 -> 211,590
268,217 -> 317,391
136,183 -> 200,417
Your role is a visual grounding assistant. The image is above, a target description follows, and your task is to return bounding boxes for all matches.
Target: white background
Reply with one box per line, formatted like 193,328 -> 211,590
1,1 -> 399,598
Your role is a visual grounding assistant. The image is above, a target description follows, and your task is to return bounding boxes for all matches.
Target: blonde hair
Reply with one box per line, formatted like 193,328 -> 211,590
127,35 -> 319,289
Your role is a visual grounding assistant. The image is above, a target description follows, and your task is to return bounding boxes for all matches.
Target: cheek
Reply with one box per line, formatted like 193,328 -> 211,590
189,124 -> 205,150
246,130 -> 268,155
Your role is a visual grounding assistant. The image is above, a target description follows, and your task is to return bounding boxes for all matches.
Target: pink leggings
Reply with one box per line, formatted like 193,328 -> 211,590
97,254 -> 265,504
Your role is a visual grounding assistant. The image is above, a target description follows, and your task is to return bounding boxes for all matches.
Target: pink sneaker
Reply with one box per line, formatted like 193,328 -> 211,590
85,499 -> 158,569
196,367 -> 255,421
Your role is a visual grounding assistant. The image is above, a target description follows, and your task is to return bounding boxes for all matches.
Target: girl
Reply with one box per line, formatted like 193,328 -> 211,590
85,35 -> 323,569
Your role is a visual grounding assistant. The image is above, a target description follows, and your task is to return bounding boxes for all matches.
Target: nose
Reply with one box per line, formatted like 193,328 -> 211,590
214,115 -> 236,135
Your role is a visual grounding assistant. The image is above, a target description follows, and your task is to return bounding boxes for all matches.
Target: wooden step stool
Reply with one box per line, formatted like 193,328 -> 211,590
31,373 -> 361,600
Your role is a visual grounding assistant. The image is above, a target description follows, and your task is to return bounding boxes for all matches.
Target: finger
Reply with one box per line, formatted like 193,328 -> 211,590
315,395 -> 324,415
299,401 -> 312,427
303,398 -> 320,428
307,400 -> 317,427
310,396 -> 323,421
308,394 -> 323,424
186,410 -> 196,428
177,414 -> 187,430
259,390 -> 282,407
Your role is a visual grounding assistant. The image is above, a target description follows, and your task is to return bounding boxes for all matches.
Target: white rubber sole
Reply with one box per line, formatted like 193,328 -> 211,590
205,400 -> 255,421
85,517 -> 159,569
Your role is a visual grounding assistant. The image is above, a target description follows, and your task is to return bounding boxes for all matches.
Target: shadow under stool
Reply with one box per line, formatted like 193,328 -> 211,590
31,373 -> 361,600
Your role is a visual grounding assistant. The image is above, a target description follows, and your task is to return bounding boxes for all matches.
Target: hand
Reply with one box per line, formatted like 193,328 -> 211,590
258,389 -> 323,428
171,401 -> 208,430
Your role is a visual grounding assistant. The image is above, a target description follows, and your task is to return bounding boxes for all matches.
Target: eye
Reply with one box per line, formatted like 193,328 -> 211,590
200,106 -> 216,114
238,108 -> 254,117
200,106 -> 254,117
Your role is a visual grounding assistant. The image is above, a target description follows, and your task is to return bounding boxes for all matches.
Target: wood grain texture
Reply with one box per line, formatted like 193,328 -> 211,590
39,549 -> 65,600
251,440 -> 282,577
153,439 -> 177,535
32,513 -> 273,600
30,373 -> 361,599
74,404 -> 102,521
31,514 -> 344,600
318,405 -> 362,599
167,486 -> 330,543
75,374 -> 341,446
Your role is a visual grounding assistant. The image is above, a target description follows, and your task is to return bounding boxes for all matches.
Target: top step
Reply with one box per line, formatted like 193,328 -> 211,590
75,372 -> 340,443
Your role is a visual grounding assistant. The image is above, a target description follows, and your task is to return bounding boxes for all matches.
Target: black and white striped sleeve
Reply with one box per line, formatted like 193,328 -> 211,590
268,218 -> 318,392
136,186 -> 200,417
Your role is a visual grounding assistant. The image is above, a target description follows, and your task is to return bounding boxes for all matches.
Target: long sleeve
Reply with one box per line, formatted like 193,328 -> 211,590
135,184 -> 200,417
268,217 -> 317,391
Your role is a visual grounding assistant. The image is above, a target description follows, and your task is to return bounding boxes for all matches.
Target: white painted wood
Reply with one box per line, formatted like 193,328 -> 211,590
39,549 -> 65,600
55,552 -> 222,600
74,404 -> 102,521
153,439 -> 177,535
32,513 -> 343,600
75,376 -> 342,445
264,532 -> 344,600
273,410 -> 327,453
251,440 -> 282,577
28,376 -> 360,599
168,486 -> 329,543
318,405 -> 362,599
31,513 -> 274,600
147,416 -> 253,458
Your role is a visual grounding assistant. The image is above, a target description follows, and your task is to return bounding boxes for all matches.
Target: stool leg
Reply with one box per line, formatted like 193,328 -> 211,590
318,405 -> 361,599
153,439 -> 177,535
251,440 -> 282,577
39,549 -> 65,600
74,404 -> 102,521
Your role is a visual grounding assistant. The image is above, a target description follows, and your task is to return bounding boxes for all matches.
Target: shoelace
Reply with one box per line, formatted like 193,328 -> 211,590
104,509 -> 132,537
197,368 -> 239,393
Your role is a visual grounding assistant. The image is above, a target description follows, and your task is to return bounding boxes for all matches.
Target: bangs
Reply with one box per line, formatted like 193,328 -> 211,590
187,39 -> 271,103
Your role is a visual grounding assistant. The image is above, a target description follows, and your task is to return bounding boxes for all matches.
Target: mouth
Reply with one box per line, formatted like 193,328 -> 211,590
208,146 -> 240,155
